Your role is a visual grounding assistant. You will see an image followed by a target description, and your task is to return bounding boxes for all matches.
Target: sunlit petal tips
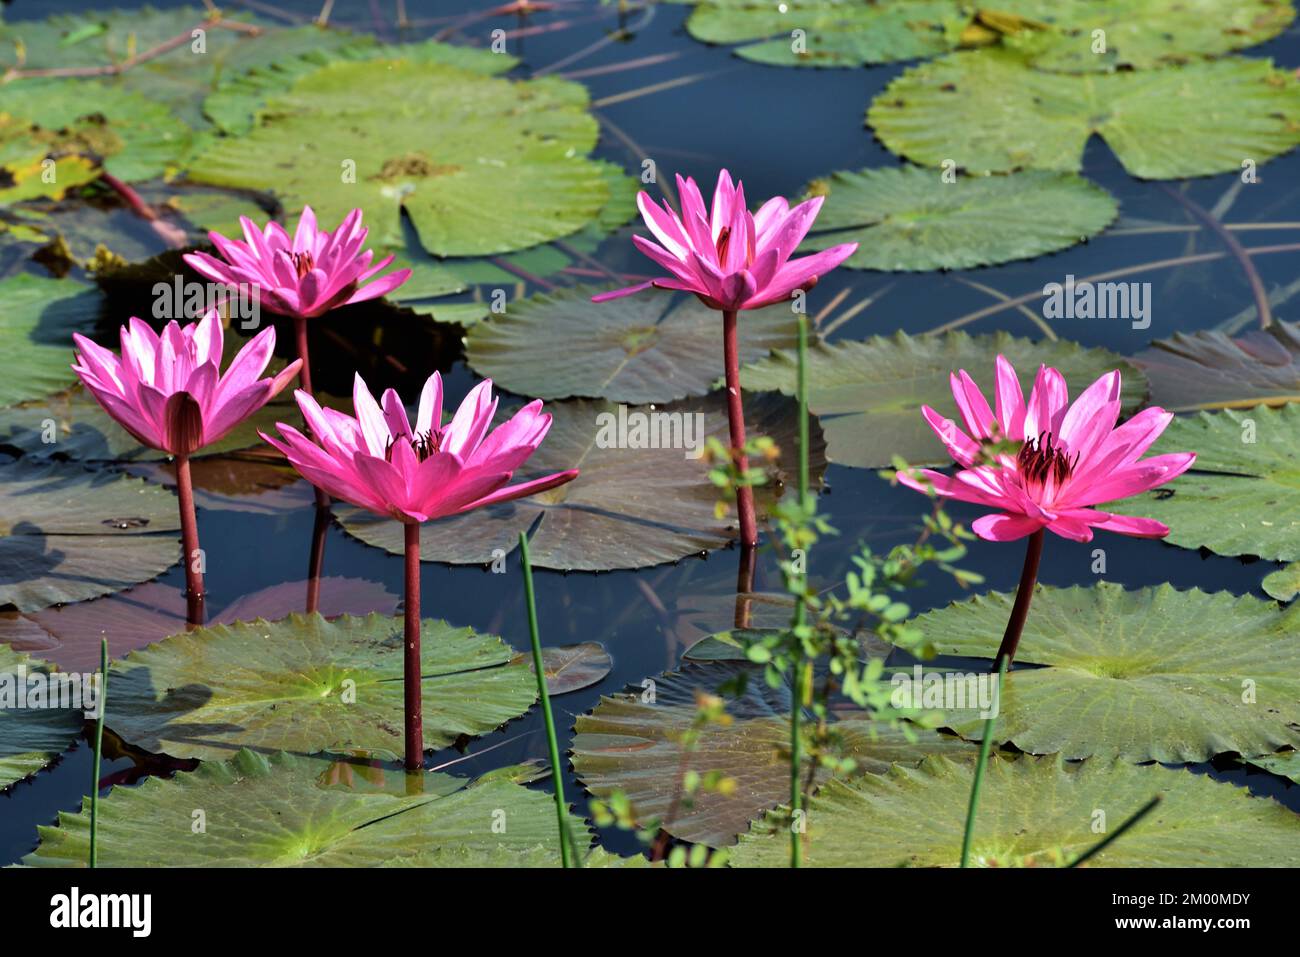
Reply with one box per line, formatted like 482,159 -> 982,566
898,355 -> 1196,544
263,375 -> 579,525
593,169 -> 858,313
183,206 -> 412,321
71,310 -> 302,457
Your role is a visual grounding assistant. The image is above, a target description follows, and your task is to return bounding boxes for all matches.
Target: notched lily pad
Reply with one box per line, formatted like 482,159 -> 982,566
905,582 -> 1300,762
466,286 -> 799,404
0,644 -> 84,790
800,167 -> 1117,272
730,754 -> 1300,867
0,274 -> 102,409
869,51 -> 1300,179
104,612 -> 537,761
739,330 -> 1145,469
1108,405 -> 1300,561
515,642 -> 613,696
1134,321 -> 1300,412
0,457 -> 181,612
24,748 -> 605,867
572,662 -> 973,847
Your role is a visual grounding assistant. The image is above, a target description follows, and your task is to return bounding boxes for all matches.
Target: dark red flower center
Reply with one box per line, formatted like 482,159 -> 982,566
292,251 -> 315,279
385,429 -> 443,463
1017,431 -> 1077,487
715,226 -> 731,263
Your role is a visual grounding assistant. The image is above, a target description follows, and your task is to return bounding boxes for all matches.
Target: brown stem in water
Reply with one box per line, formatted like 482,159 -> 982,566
992,529 -> 1045,670
305,504 -> 330,614
175,455 -> 205,625
403,522 -> 424,771
734,542 -> 757,629
722,309 -> 758,548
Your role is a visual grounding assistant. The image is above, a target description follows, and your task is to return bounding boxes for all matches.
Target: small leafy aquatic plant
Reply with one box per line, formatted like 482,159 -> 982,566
897,356 -> 1195,665
594,169 -> 857,547
71,311 -> 302,616
261,373 -> 578,769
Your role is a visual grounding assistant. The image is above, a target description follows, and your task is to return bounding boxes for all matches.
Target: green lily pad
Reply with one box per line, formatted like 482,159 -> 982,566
187,58 -> 617,256
1246,751 -> 1300,783
103,613 -> 537,761
739,330 -> 1145,469
1108,405 -> 1300,561
517,642 -> 614,696
466,286 -> 798,403
203,36 -> 516,136
0,78 -> 191,183
338,392 -> 826,571
572,662 -> 973,847
682,0 -> 1294,71
800,167 -> 1116,271
1134,321 -> 1300,412
0,457 -> 181,613
868,51 -> 1300,179
0,644 -> 84,790
730,754 -> 1300,867
906,583 -> 1300,762
1262,563 -> 1300,602
0,274 -> 102,409
23,748 -> 604,867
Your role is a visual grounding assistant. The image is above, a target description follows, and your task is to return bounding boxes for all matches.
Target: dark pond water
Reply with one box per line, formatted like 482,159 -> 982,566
1,0 -> 1297,864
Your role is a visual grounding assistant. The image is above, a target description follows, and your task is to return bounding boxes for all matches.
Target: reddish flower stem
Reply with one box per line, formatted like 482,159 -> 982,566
174,454 -> 205,624
305,504 -> 330,614
292,315 -> 331,510
992,529 -> 1045,669
402,522 -> 424,771
722,309 -> 758,547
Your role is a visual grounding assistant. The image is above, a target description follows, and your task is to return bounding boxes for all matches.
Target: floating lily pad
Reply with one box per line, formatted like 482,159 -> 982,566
0,645 -> 84,790
466,286 -> 798,403
739,330 -> 1145,469
1246,751 -> 1300,783
24,748 -> 601,867
0,275 -> 102,409
682,0 -> 1293,71
338,393 -> 826,571
203,36 -> 516,136
0,78 -> 191,183
104,613 -> 536,761
516,642 -> 613,696
730,754 -> 1300,867
187,58 -> 617,256
868,51 -> 1300,179
0,457 -> 181,612
799,167 -> 1116,271
1108,405 -> 1300,561
1262,563 -> 1300,602
1135,321 -> 1300,411
905,583 -> 1300,761
572,663 -> 973,847
1,576 -> 399,672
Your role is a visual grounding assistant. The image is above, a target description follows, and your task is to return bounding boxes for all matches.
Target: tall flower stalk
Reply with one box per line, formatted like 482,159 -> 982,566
88,637 -> 107,869
262,373 -> 578,770
593,170 -> 857,547
898,357 -> 1194,666
72,313 -> 301,622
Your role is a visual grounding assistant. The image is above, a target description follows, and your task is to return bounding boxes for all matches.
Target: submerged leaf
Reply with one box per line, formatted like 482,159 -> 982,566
1134,321 -> 1300,411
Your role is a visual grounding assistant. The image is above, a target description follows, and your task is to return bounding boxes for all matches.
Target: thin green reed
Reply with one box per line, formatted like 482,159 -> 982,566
960,656 -> 1007,868
789,312 -> 811,869
89,636 -> 107,868
519,531 -> 579,868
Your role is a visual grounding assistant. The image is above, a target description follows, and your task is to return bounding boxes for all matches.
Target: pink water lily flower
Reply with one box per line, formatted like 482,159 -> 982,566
899,356 -> 1196,543
183,206 -> 411,321
262,372 -> 577,771
72,311 -> 301,617
262,374 -> 578,525
72,311 -> 301,458
593,170 -> 857,311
